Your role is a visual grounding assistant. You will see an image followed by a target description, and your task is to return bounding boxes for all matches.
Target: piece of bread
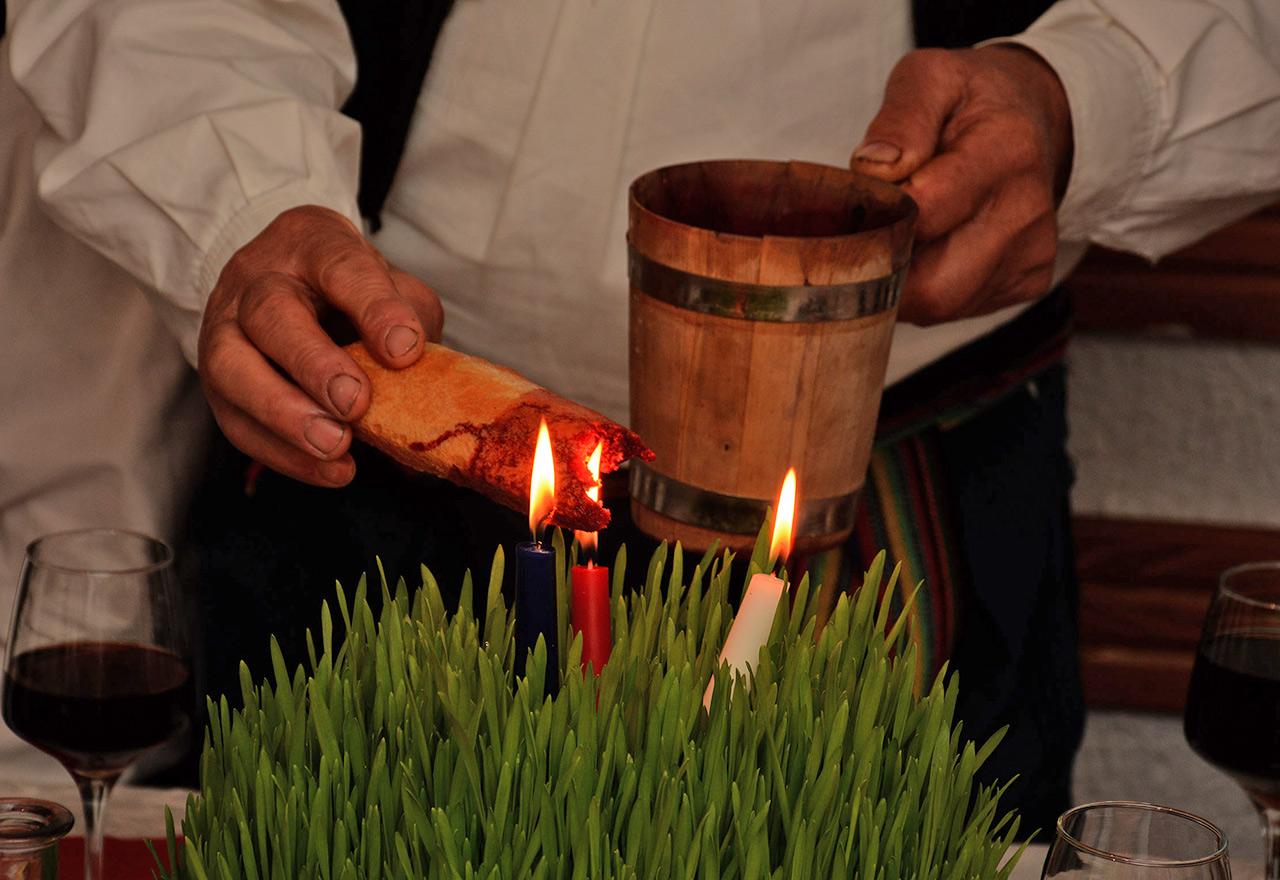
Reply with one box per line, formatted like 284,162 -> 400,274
347,342 -> 652,531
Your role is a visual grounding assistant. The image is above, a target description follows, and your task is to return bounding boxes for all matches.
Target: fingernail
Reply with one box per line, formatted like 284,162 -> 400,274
385,325 -> 419,358
304,416 -> 345,455
320,458 -> 356,486
328,373 -> 360,415
853,141 -> 902,164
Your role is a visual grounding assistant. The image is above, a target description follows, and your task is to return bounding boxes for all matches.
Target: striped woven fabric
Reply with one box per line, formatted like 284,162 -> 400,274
805,429 -> 961,693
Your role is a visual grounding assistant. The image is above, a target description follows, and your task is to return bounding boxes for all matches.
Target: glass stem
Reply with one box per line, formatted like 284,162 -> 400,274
75,774 -> 116,880
1259,804 -> 1280,880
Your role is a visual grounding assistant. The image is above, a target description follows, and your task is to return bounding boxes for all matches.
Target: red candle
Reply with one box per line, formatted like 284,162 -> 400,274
571,561 -> 611,672
572,443 -> 612,673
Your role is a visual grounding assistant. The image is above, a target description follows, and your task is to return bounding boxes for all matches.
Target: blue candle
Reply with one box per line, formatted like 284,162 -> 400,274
515,418 -> 560,697
515,540 -> 559,696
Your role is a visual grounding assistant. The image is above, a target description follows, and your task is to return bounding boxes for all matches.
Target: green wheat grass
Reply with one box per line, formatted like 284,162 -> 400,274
157,531 -> 1025,879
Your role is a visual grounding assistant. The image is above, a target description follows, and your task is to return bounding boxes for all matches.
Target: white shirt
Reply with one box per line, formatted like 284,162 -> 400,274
0,38 -> 209,780
9,0 -> 1280,419
2,0 -> 1279,777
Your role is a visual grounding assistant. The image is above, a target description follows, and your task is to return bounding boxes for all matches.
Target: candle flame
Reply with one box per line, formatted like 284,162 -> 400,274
768,468 -> 797,567
529,419 -> 556,540
574,442 -> 604,558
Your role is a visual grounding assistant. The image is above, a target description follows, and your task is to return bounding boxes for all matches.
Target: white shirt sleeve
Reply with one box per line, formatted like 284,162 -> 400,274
1005,0 -> 1280,262
6,0 -> 364,364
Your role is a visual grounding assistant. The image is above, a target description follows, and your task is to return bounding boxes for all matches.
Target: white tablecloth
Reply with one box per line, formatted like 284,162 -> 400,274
1006,843 -> 1259,878
22,793 -> 1269,880
1010,845 -> 1047,880
0,776 -> 190,838
0,779 -> 1056,867
0,775 -> 1051,870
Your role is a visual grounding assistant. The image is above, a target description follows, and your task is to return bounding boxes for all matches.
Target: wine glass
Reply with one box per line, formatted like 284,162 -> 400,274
1185,561 -> 1280,879
1042,801 -> 1231,878
2,529 -> 192,880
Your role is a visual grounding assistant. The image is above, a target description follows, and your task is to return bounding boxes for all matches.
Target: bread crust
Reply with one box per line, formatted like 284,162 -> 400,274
347,342 -> 652,531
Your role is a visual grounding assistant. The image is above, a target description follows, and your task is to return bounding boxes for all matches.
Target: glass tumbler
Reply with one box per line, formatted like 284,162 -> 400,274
1041,801 -> 1231,878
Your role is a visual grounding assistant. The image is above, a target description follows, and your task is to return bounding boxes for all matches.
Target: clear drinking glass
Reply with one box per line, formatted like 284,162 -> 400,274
1041,802 -> 1231,878
1184,562 -> 1280,879
1,529 -> 192,880
0,798 -> 75,877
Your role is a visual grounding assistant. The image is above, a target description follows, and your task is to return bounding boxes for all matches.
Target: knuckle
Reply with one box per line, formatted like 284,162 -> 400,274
196,310 -> 217,351
1001,115 -> 1046,167
1033,236 -> 1058,270
887,48 -> 947,94
272,204 -> 354,237
266,206 -> 303,235
237,273 -> 296,329
219,247 -> 259,289
914,300 -> 949,326
256,388 -> 300,437
1006,266 -> 1053,305
315,248 -> 379,299
902,48 -> 949,73
892,50 -> 925,77
1037,209 -> 1060,240
260,208 -> 310,250
906,280 -> 951,326
198,327 -> 238,383
995,181 -> 1053,235
293,341 -> 344,393
1013,278 -> 1046,305
258,206 -> 364,278
359,295 -> 416,334
273,205 -> 318,231
1013,211 -> 1058,261
891,48 -> 964,98
1027,266 -> 1055,297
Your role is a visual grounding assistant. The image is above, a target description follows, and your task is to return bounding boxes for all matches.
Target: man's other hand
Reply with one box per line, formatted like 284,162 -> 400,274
197,205 -> 444,486
852,45 -> 1073,325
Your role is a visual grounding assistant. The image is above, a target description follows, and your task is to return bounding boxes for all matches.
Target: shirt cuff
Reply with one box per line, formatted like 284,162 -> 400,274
991,3 -> 1163,249
187,183 -> 362,365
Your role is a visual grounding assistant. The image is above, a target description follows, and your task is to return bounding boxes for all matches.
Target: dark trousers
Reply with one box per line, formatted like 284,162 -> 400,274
938,362 -> 1083,838
172,364 -> 1083,840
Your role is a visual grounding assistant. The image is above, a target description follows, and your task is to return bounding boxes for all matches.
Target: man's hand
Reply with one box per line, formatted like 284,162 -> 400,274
852,45 -> 1073,325
198,205 -> 444,486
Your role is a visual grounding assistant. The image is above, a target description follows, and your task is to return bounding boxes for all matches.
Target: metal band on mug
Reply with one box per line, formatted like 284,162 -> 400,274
628,244 -> 902,323
629,461 -> 859,537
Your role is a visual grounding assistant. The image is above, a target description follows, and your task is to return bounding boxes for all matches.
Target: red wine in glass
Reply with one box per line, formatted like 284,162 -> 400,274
3,641 -> 191,775
1185,631 -> 1280,805
2,529 -> 191,880
1184,562 -> 1280,880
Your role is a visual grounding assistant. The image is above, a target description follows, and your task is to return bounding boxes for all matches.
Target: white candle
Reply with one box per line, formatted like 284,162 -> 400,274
703,572 -> 785,708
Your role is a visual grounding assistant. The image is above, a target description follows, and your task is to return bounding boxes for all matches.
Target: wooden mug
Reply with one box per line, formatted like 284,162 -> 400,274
628,159 -> 916,554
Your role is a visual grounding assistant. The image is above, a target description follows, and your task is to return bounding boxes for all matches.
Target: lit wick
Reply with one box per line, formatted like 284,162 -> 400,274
704,468 -> 798,709
528,419 -> 556,544
514,419 -> 560,695
571,443 -> 611,673
768,468 -> 796,571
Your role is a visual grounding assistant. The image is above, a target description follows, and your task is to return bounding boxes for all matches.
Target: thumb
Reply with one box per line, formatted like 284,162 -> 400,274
851,49 -> 966,182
